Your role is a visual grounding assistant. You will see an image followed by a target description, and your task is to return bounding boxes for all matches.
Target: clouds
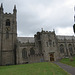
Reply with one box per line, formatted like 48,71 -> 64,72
56,27 -> 74,35
0,0 -> 75,36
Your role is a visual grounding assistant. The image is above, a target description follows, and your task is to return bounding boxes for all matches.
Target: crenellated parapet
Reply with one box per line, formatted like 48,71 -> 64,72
0,3 -> 17,18
18,41 -> 35,47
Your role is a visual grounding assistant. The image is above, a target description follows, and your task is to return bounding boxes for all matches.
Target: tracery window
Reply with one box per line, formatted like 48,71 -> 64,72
49,40 -> 52,47
22,48 -> 27,59
68,44 -> 73,53
60,44 -> 64,53
6,19 -> 10,26
53,42 -> 55,47
46,42 -> 48,47
30,48 -> 35,55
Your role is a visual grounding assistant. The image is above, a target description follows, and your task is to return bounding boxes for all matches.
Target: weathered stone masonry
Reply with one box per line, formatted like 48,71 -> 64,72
0,4 -> 75,65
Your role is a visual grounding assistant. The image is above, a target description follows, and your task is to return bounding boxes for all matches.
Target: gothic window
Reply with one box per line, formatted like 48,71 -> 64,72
30,48 -> 35,55
38,41 -> 42,53
60,44 -> 64,53
53,42 -> 55,47
68,44 -> 73,53
46,42 -> 48,47
6,19 -> 10,26
22,48 -> 27,59
49,40 -> 52,47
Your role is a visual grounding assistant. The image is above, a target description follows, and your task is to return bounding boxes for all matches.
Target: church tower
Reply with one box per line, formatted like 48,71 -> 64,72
0,3 -> 17,65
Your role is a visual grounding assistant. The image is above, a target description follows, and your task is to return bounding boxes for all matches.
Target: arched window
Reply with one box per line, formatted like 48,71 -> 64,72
30,48 -> 35,55
6,19 -> 10,26
68,44 -> 73,53
46,42 -> 48,47
53,42 -> 55,47
49,40 -> 52,47
60,44 -> 64,53
22,48 -> 27,59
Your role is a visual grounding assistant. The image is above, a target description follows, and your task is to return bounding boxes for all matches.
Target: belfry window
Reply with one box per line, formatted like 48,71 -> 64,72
22,48 -> 27,59
6,19 -> 10,26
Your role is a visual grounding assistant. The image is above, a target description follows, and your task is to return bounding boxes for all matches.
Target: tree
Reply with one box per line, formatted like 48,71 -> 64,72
73,24 -> 75,33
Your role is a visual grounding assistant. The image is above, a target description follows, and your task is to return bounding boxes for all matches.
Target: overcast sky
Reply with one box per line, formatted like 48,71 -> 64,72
0,0 -> 75,37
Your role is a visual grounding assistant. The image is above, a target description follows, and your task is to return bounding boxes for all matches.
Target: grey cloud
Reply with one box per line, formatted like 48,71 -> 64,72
0,0 -> 74,36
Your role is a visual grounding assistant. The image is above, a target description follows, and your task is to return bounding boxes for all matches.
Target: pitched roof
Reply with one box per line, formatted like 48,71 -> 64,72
57,35 -> 75,40
18,37 -> 34,43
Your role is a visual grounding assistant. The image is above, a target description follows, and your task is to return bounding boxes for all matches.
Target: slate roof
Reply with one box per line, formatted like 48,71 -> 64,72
18,36 -> 75,43
56,35 -> 75,40
18,37 -> 34,43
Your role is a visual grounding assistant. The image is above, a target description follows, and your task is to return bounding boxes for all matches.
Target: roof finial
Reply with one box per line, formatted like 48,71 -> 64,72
1,3 -> 3,8
14,5 -> 16,9
0,3 -> 3,12
13,5 -> 17,15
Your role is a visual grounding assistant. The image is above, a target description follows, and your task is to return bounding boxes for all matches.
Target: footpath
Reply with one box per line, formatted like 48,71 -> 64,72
53,62 -> 75,75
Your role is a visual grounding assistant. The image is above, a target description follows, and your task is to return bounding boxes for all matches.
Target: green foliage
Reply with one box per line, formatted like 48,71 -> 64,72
60,57 -> 75,67
0,62 -> 70,75
73,24 -> 75,33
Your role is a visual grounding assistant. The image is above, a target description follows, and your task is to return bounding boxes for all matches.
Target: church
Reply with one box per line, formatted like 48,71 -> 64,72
0,4 -> 75,65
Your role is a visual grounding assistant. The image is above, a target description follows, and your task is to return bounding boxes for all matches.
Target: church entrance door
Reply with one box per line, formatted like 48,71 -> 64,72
50,53 -> 54,61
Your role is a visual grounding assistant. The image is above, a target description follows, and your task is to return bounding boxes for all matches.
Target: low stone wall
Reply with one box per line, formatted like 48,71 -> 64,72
28,55 -> 44,63
20,55 -> 44,64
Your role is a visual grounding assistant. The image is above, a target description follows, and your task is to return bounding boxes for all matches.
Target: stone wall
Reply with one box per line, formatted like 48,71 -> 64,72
2,51 -> 15,65
58,37 -> 75,58
0,5 -> 17,65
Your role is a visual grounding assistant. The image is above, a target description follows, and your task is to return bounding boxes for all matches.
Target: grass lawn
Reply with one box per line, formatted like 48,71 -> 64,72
0,62 -> 69,75
60,57 -> 75,67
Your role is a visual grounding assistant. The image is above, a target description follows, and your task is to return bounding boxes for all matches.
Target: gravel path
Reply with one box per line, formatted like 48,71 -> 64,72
53,62 -> 75,75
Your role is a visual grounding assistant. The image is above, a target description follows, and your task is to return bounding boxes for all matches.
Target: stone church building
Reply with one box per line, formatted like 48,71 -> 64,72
0,4 -> 75,65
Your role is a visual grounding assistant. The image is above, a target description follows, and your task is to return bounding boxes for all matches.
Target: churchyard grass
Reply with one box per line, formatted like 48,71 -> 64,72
0,62 -> 70,75
60,57 -> 75,67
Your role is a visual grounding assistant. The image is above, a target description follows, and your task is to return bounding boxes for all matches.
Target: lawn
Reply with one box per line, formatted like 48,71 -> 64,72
0,62 -> 70,75
60,57 -> 75,67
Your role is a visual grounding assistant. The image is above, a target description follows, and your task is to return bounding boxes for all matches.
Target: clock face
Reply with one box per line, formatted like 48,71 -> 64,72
6,27 -> 10,31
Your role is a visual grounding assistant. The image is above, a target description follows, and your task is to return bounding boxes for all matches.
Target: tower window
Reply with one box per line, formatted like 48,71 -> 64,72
53,42 -> 55,47
46,42 -> 48,47
6,19 -> 10,26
